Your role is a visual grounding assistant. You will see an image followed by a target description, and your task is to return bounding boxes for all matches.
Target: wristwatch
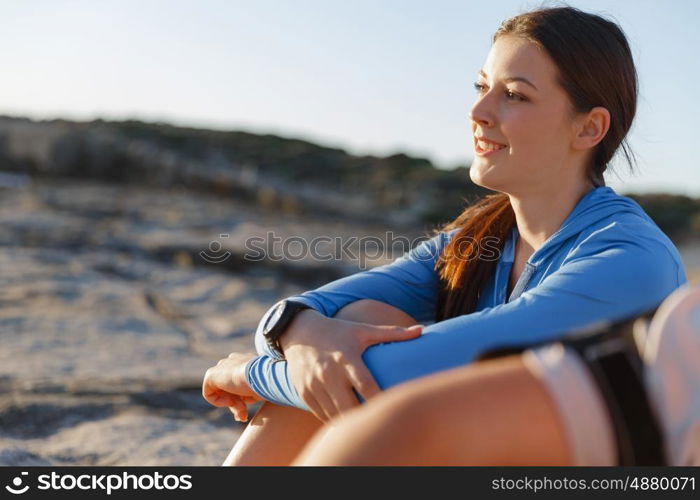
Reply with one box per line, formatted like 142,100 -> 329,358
262,299 -> 312,358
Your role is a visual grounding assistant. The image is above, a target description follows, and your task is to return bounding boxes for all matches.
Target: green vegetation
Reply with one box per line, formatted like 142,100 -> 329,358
107,119 -> 700,238
97,119 -> 492,226
2,116 -> 698,239
627,193 -> 700,240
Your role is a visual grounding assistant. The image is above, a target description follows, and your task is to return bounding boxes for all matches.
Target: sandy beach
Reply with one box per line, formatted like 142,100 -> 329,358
0,177 -> 697,466
0,178 -> 413,465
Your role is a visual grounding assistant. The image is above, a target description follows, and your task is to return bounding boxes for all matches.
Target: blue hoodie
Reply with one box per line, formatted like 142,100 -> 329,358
245,186 -> 688,409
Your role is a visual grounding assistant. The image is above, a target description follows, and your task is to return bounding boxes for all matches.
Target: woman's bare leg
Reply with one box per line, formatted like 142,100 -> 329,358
294,354 -> 572,465
222,402 -> 324,466
223,299 -> 419,466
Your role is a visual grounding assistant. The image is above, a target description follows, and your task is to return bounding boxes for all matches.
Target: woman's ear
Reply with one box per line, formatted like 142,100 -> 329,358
572,106 -> 610,151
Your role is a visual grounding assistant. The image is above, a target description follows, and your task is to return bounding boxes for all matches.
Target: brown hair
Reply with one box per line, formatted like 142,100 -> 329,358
434,5 -> 639,321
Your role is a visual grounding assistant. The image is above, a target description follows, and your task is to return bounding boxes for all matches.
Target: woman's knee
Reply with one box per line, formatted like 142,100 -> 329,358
223,402 -> 323,466
334,299 -> 417,326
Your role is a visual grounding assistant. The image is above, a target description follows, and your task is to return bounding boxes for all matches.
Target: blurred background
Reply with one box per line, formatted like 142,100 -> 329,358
0,0 -> 698,465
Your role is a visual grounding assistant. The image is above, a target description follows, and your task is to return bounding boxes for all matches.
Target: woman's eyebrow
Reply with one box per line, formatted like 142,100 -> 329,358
478,69 -> 538,91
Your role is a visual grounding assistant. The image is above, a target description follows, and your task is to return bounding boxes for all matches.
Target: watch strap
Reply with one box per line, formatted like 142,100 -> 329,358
265,300 -> 311,359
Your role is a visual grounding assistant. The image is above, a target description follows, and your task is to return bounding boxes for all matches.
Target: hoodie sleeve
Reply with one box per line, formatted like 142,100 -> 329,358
246,221 -> 686,409
253,230 -> 453,359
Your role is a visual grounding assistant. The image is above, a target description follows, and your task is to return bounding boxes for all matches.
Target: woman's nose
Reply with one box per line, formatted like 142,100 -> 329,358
469,95 -> 495,127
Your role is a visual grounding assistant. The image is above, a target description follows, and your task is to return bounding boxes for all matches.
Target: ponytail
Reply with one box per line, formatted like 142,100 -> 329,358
434,194 -> 515,321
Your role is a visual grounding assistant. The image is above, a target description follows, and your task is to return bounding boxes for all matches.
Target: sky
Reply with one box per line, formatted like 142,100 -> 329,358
1,0 -> 698,195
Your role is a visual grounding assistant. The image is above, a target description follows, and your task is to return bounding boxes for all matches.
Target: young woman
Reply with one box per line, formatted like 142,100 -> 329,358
202,6 -> 688,465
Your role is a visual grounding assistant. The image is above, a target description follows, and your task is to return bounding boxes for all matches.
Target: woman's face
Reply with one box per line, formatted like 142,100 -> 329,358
469,35 -> 587,194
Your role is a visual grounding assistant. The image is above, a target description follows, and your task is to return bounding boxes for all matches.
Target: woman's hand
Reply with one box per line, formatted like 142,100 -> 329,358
202,352 -> 262,422
281,312 -> 423,422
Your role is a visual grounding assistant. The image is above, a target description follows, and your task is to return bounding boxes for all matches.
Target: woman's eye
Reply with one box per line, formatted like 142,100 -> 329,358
505,90 -> 525,101
473,81 -> 525,102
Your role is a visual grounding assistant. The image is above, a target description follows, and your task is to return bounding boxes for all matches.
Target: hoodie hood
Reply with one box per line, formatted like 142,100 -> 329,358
515,186 -> 655,267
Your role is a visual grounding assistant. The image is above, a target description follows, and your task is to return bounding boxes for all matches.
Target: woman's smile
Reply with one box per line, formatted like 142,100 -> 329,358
475,138 -> 508,156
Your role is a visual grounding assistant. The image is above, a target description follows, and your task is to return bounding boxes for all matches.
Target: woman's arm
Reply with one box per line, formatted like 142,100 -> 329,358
246,234 -> 686,409
246,230 -> 452,420
246,300 -> 423,415
254,230 -> 455,359
203,300 -> 419,417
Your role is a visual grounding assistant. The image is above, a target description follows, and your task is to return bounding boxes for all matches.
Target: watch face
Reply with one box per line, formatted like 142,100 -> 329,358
264,301 -> 286,335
